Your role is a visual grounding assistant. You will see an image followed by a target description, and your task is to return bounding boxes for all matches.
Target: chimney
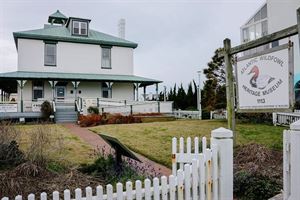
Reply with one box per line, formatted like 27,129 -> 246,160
118,18 -> 125,39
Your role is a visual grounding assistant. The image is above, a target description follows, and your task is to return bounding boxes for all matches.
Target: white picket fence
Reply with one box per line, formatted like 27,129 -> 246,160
1,127 -> 233,200
173,110 -> 201,119
272,112 -> 300,126
283,120 -> 300,200
210,110 -> 227,120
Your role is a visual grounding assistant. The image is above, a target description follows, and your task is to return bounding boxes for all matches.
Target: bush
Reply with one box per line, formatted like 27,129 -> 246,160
87,106 -> 99,115
78,114 -> 142,127
41,101 -> 53,119
79,114 -> 102,127
79,154 -> 144,185
234,171 -> 281,200
25,125 -> 65,167
236,113 -> 272,124
0,122 -> 24,169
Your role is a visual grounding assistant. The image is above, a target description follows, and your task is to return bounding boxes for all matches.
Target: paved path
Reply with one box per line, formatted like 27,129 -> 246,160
63,123 -> 172,177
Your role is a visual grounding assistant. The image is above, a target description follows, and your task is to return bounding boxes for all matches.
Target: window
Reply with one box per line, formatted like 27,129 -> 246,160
32,81 -> 44,100
101,47 -> 111,69
44,43 -> 56,66
72,21 -> 88,36
272,40 -> 279,48
102,83 -> 109,98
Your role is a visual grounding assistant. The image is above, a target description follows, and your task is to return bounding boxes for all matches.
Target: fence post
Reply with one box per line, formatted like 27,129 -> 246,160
288,120 -> 300,199
211,127 -> 233,200
130,105 -> 133,115
273,112 -> 277,126
158,101 -> 160,113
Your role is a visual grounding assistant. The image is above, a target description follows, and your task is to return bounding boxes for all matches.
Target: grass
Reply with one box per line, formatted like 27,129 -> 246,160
15,124 -> 94,167
90,120 -> 286,167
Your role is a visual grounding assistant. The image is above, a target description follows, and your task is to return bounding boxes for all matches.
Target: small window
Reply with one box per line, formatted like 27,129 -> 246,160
101,47 -> 111,69
81,22 -> 87,35
72,21 -> 88,36
272,40 -> 279,48
261,4 -> 268,19
44,43 -> 56,66
73,21 -> 79,34
102,83 -> 109,98
33,81 -> 44,100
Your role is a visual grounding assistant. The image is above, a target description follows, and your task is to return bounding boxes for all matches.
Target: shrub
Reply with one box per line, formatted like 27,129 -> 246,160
79,114 -> 102,127
40,101 -> 53,119
236,113 -> 272,124
79,154 -> 144,185
87,106 -> 99,115
234,171 -> 281,200
0,122 -> 24,169
25,125 -> 65,167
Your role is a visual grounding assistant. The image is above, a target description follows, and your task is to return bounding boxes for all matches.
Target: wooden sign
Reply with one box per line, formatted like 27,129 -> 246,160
236,43 -> 294,112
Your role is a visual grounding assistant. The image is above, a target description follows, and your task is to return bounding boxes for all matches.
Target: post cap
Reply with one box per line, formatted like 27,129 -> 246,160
290,119 -> 300,130
211,127 -> 233,138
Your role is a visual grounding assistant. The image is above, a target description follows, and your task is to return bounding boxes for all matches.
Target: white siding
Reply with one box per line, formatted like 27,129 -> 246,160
17,39 -> 134,75
267,0 -> 300,84
112,83 -> 134,100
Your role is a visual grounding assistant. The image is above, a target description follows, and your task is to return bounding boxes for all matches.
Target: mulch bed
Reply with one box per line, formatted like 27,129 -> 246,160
234,143 -> 283,180
0,162 -> 104,199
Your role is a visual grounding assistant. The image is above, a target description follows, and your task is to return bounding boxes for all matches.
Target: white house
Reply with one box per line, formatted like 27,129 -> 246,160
240,0 -> 300,101
0,10 -> 168,122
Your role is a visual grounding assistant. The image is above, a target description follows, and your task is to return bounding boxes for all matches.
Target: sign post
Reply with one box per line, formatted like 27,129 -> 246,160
223,39 -> 236,142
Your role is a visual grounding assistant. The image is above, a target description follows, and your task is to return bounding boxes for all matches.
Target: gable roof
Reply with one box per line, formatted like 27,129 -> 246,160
13,25 -> 138,48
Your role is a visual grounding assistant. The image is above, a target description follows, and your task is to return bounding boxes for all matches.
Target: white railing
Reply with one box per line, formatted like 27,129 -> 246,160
173,110 -> 200,119
210,110 -> 227,120
272,112 -> 300,126
1,127 -> 233,200
283,120 -> 300,200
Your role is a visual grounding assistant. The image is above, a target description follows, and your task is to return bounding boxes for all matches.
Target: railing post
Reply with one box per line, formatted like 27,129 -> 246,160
273,112 -> 277,126
211,127 -> 233,200
288,120 -> 300,199
158,101 -> 160,113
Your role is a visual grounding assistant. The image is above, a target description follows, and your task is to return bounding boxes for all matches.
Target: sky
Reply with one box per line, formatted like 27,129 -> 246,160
0,0 -> 265,91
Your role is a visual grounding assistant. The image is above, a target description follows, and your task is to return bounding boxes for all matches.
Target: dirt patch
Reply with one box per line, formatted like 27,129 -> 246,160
234,143 -> 283,179
0,162 -> 103,198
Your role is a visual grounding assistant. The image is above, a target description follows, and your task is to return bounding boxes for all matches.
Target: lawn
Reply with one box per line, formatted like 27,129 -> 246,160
90,120 -> 286,167
15,124 -> 94,166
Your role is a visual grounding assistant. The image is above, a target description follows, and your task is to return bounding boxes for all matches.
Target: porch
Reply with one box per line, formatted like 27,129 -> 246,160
0,71 -> 164,121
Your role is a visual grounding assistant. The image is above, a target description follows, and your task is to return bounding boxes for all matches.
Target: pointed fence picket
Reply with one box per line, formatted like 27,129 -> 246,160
2,127 -> 233,200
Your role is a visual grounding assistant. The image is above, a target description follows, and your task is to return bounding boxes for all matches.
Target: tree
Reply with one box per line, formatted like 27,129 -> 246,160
202,49 -> 226,111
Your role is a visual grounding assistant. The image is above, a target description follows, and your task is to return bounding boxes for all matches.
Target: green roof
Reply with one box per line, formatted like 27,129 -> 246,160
48,10 -> 67,20
13,25 -> 138,48
0,71 -> 161,86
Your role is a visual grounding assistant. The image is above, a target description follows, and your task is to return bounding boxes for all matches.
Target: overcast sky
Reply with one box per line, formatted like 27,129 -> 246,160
0,0 -> 265,91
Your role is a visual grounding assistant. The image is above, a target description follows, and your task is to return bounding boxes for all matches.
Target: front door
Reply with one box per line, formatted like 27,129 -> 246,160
56,86 -> 66,100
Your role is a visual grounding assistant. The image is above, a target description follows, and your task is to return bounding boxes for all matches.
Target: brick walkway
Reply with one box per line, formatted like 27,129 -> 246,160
63,123 -> 171,177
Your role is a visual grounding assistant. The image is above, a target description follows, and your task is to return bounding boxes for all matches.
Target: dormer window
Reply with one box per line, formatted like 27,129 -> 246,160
72,21 -> 88,36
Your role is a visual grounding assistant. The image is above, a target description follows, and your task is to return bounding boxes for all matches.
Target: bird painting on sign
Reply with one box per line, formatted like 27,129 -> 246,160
248,65 -> 275,90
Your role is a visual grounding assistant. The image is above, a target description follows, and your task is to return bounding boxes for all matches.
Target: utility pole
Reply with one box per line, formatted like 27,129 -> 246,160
223,38 -> 236,143
197,70 -> 202,119
163,86 -> 167,102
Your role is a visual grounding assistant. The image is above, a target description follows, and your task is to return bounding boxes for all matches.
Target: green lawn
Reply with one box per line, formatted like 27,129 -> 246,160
90,120 -> 286,167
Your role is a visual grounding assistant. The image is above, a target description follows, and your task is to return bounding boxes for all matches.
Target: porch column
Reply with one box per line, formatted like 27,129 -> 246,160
72,81 -> 80,100
143,86 -> 146,101
134,83 -> 141,101
48,81 -> 57,101
17,80 -> 27,113
155,83 -> 159,101
105,82 -> 114,98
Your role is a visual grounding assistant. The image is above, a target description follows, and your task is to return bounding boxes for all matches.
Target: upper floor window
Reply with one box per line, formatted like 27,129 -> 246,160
101,47 -> 111,69
72,21 -> 88,36
44,43 -> 56,66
